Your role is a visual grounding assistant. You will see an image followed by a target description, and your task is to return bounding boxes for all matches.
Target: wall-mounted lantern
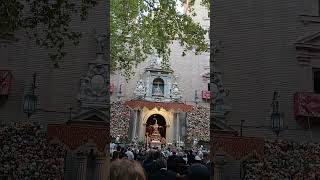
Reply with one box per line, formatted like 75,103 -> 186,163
194,90 -> 200,104
271,91 -> 283,137
23,73 -> 37,118
271,112 -> 282,136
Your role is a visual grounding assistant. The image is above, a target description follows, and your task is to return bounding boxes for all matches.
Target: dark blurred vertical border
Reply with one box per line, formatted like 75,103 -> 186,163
0,0 -> 110,179
209,0 -> 217,179
209,0 -> 214,179
106,0 -> 111,178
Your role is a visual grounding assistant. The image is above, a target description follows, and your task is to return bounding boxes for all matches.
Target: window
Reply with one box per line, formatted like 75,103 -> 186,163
313,69 -> 320,93
152,78 -> 164,96
302,0 -> 320,16
208,83 -> 210,91
318,0 -> 320,15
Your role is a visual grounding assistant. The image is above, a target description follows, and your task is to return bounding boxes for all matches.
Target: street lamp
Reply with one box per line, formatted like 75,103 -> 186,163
23,73 -> 37,118
271,112 -> 281,137
271,91 -> 282,137
194,90 -> 200,104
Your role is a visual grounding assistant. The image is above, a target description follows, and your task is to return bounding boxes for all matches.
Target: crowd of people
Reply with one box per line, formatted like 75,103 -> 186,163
186,105 -> 210,142
243,139 -> 320,179
110,101 -> 131,141
0,121 -> 65,179
110,144 -> 212,180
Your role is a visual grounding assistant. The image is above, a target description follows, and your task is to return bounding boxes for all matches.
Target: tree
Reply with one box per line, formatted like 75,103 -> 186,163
0,0 -> 98,67
1,0 -> 209,79
111,0 -> 209,80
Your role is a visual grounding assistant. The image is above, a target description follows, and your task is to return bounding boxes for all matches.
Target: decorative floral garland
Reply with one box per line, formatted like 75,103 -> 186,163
243,139 -> 320,179
110,101 -> 131,141
0,121 -> 65,179
186,105 -> 210,142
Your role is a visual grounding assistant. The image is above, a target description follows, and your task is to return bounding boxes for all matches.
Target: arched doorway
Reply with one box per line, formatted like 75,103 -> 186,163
146,114 -> 166,138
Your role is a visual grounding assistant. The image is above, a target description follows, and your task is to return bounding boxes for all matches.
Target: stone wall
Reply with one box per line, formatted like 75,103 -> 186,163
213,0 -> 320,141
0,0 -> 108,126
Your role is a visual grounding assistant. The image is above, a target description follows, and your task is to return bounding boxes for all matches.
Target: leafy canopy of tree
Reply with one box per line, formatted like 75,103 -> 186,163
0,0 -> 97,67
1,0 -> 209,80
111,0 -> 209,80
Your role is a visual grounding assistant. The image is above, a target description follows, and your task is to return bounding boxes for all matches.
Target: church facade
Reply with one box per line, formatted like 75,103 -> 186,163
109,0 -> 211,146
120,58 -> 194,145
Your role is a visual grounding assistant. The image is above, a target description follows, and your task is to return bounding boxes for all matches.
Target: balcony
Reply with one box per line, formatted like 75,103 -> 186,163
0,70 -> 13,96
202,90 -> 210,100
294,92 -> 320,125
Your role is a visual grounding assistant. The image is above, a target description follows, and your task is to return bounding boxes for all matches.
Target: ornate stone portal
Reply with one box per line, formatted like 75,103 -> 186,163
125,54 -> 192,146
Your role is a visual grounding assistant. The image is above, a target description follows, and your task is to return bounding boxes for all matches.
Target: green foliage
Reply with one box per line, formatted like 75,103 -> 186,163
1,0 -> 209,79
111,0 -> 209,80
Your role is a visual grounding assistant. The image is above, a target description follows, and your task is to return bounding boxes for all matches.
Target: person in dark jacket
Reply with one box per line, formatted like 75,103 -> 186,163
185,163 -> 210,180
112,146 -> 121,161
187,150 -> 195,165
149,157 -> 176,180
202,151 -> 212,173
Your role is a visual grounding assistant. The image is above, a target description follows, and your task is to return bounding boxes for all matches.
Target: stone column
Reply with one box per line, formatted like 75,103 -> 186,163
64,150 -> 73,180
76,152 -> 87,180
132,110 -> 138,140
213,153 -> 225,180
176,113 -> 180,143
135,110 -> 140,139
140,123 -> 146,141
170,112 -> 177,143
95,153 -> 107,180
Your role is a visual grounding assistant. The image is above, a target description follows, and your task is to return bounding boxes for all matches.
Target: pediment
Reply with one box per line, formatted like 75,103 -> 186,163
296,32 -> 320,50
67,108 -> 108,126
211,118 -> 237,134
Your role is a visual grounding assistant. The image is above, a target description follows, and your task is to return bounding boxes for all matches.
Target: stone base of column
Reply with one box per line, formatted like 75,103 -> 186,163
213,153 -> 225,180
76,152 -> 88,180
95,153 -> 108,180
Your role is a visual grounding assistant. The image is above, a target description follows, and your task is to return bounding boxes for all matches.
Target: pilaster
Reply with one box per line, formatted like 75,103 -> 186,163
76,152 -> 88,180
213,153 -> 225,180
95,153 -> 107,180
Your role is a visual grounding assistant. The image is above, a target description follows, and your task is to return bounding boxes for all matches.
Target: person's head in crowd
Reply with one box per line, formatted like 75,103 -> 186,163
116,145 -> 121,151
202,151 -> 210,164
154,150 -> 161,160
156,157 -> 167,169
186,163 -> 210,180
194,156 -> 202,163
110,159 -> 146,180
172,149 -> 177,156
147,149 -> 156,160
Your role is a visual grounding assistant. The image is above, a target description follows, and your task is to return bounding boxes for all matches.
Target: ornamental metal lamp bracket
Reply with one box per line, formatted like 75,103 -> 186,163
117,84 -> 124,100
194,90 -> 200,104
23,73 -> 38,118
271,91 -> 283,137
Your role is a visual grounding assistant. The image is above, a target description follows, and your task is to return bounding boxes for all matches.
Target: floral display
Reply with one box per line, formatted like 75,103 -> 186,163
110,101 -> 131,141
186,105 -> 210,142
243,139 -> 320,179
0,121 -> 65,179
